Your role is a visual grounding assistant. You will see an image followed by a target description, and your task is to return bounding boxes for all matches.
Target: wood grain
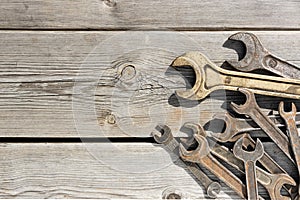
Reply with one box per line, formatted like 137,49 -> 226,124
0,31 -> 299,137
0,142 -> 289,199
0,0 -> 299,30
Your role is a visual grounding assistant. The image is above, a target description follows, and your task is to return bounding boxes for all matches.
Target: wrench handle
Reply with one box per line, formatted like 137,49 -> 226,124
201,155 -> 247,199
263,54 -> 300,79
245,161 -> 259,200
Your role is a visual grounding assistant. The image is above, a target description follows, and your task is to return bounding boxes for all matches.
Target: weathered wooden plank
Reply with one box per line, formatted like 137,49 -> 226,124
0,142 -> 288,199
0,31 -> 300,137
0,0 -> 299,30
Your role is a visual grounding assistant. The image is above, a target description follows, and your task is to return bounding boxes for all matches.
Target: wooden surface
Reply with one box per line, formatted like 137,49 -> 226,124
0,0 -> 299,30
0,142 -> 292,199
1,0 -> 300,199
0,31 -> 300,138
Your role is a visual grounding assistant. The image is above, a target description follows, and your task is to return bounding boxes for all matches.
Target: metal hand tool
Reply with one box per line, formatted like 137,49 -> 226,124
206,137 -> 296,200
171,51 -> 300,100
233,137 -> 264,200
209,112 -> 300,143
227,32 -> 300,79
279,102 -> 300,198
179,134 -> 247,199
231,88 -> 295,164
152,124 -> 221,199
218,146 -> 295,200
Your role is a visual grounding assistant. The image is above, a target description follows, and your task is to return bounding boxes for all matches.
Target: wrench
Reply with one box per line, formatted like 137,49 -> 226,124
212,142 -> 295,200
231,88 -> 295,164
209,112 -> 300,143
233,137 -> 264,200
179,133 -> 248,199
151,124 -> 221,198
227,32 -> 300,79
171,51 -> 300,100
279,102 -> 300,198
186,123 -> 295,200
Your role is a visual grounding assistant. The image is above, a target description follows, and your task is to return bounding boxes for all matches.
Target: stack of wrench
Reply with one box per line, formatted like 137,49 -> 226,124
152,32 -> 300,199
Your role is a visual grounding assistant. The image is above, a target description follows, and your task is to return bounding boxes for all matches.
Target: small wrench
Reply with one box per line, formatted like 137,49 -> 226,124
227,32 -> 300,79
233,137 -> 264,200
231,88 -> 295,164
171,51 -> 300,100
152,124 -> 221,198
279,102 -> 300,198
209,112 -> 300,143
179,133 -> 248,199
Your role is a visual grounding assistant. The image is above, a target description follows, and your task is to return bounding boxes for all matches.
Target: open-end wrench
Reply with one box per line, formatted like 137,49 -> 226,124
231,88 -> 295,164
182,123 -> 290,199
179,133 -> 248,199
233,137 -> 264,200
209,112 -> 300,143
151,124 -> 221,198
279,102 -> 300,198
227,32 -> 300,79
184,122 -> 287,175
171,51 -> 300,100
201,135 -> 296,200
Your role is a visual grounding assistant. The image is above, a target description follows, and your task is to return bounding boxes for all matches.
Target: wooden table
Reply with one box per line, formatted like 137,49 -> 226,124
0,1 -> 299,199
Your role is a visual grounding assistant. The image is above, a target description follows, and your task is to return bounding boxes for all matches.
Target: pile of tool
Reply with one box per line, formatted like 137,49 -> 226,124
152,32 -> 300,199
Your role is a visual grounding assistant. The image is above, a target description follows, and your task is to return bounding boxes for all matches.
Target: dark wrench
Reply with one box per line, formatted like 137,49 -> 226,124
182,123 -> 295,199
279,102 -> 300,198
233,136 -> 264,200
151,124 -> 221,198
227,32 -> 300,79
231,88 -> 295,164
209,112 -> 300,143
210,141 -> 296,200
179,133 -> 248,199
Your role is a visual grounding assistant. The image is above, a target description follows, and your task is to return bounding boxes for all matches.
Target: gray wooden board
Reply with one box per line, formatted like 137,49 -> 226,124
0,31 -> 300,137
0,0 -> 299,30
0,142 -> 291,199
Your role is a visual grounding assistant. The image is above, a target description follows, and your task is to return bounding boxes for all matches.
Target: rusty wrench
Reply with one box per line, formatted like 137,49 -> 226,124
182,123 -> 295,199
212,140 -> 295,200
179,133 -> 248,199
279,102 -> 300,198
231,88 -> 294,164
151,124 -> 221,198
209,112 -> 300,143
233,137 -> 264,200
227,32 -> 300,79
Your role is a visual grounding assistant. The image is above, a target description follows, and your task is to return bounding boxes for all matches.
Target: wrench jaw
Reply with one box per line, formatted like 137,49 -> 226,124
231,88 -> 258,115
151,124 -> 173,144
279,101 -> 297,121
271,174 -> 296,200
227,32 -> 265,72
179,122 -> 206,147
209,113 -> 239,143
233,137 -> 264,162
179,134 -> 210,163
171,52 -> 210,100
206,182 -> 221,199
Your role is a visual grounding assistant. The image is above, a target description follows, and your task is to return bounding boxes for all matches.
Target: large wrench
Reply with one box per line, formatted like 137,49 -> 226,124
279,102 -> 300,198
231,88 -> 295,164
209,112 -> 300,143
179,133 -> 248,199
171,51 -> 300,100
227,32 -> 300,79
151,124 -> 221,198
233,137 -> 264,200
